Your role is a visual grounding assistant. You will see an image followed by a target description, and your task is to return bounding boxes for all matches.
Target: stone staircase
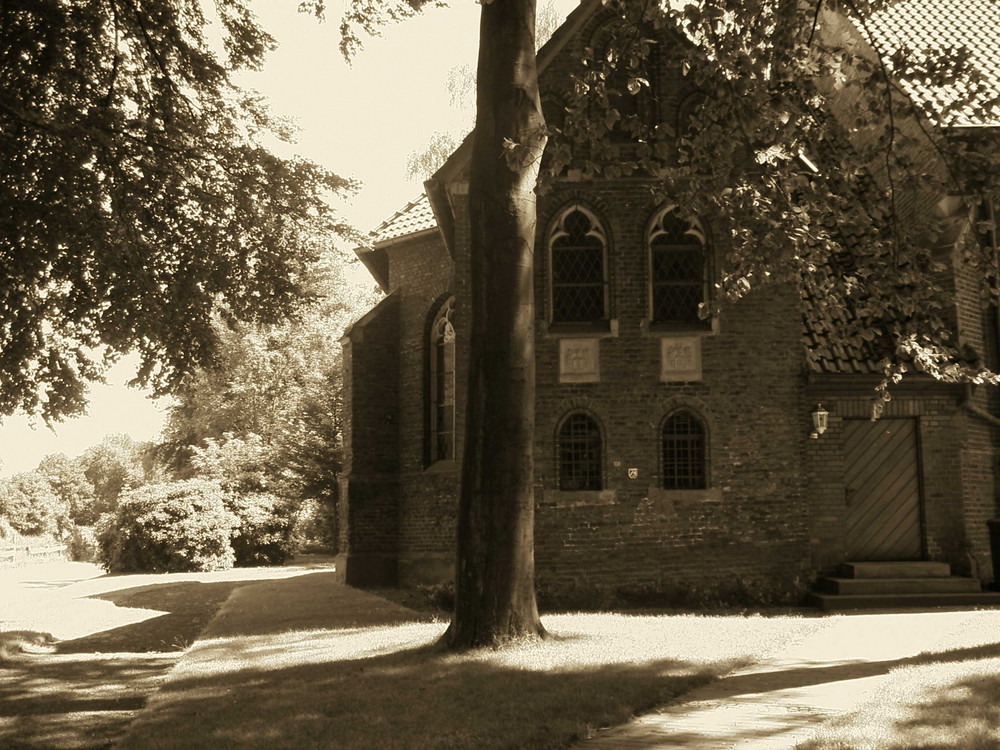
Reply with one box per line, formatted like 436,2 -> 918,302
807,561 -> 1000,611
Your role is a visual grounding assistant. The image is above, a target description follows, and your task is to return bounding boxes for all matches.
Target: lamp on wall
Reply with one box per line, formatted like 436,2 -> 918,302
810,404 -> 829,439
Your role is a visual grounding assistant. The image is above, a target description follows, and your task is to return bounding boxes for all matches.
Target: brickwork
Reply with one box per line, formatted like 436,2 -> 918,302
337,295 -> 401,585
531,180 -> 810,591
340,4 -> 1000,595
953,230 -> 1000,582
386,233 -> 462,585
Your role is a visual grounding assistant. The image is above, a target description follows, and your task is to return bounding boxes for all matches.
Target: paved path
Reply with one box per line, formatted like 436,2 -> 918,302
576,607 -> 1000,749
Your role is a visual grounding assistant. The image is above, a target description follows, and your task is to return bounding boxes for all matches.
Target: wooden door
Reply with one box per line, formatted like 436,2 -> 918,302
843,418 -> 924,561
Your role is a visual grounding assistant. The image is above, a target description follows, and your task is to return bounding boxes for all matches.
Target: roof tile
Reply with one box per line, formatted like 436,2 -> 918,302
865,0 -> 1000,125
370,194 -> 438,246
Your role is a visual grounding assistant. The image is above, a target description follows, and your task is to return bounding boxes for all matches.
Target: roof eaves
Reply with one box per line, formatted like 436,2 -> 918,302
342,291 -> 398,342
353,246 -> 390,292
372,225 -> 440,251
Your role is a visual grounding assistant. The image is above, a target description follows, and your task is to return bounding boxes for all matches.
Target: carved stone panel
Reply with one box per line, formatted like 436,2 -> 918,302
559,338 -> 600,383
660,336 -> 702,382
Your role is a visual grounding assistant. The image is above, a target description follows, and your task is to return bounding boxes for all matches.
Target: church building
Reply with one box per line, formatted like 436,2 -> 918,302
337,0 -> 1000,608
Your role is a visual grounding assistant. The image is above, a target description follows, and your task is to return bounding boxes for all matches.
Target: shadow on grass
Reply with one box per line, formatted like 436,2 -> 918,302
794,670 -> 1000,750
890,672 -> 1000,748
198,572 -> 440,639
119,639 -> 720,750
57,581 -> 244,654
704,639 -> 1000,704
0,653 -> 177,750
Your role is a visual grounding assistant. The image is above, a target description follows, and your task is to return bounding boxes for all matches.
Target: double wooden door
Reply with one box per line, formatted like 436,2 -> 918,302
843,418 -> 924,561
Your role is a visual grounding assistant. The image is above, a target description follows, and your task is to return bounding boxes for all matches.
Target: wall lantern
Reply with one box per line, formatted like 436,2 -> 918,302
810,404 -> 829,439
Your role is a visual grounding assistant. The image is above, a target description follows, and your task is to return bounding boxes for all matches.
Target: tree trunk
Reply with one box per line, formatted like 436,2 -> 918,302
444,0 -> 547,649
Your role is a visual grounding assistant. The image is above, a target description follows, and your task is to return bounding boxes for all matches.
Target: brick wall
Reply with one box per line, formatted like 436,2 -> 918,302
953,229 -> 1000,582
529,181 -> 810,592
389,11 -> 815,594
386,234 -> 462,585
342,3 -> 1000,595
337,294 -> 401,585
802,388 -> 971,575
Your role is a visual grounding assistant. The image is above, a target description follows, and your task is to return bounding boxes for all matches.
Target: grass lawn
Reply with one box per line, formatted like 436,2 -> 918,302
118,572 -> 825,750
8,561 -> 1000,750
0,581 -> 237,750
0,559 -> 334,749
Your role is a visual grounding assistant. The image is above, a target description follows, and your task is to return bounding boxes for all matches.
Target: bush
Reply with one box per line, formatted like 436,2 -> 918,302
67,525 -> 98,562
98,480 -> 237,573
227,492 -> 299,567
417,582 -> 456,613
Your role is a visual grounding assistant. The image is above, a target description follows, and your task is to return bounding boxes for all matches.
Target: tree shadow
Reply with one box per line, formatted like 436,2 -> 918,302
57,581 -> 243,654
699,639 -> 1000,704
887,672 -> 1000,749
118,639 -> 721,750
0,653 -> 177,750
793,668 -> 1000,750
196,571 -> 439,639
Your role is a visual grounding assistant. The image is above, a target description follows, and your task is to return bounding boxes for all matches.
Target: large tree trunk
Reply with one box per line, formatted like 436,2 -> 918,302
444,0 -> 547,649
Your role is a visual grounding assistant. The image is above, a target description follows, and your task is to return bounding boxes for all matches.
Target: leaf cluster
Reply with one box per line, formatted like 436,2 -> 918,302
161,252 -> 379,502
97,478 -> 237,573
0,0 -> 356,421
544,0 -> 1000,396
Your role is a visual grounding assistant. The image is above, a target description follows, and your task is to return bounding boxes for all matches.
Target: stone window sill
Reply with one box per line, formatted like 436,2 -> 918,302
423,459 -> 458,474
641,319 -> 717,337
541,319 -> 619,339
541,489 -> 618,507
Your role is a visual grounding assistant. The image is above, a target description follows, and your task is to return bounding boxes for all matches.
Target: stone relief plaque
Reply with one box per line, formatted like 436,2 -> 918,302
559,338 -> 600,383
660,337 -> 702,382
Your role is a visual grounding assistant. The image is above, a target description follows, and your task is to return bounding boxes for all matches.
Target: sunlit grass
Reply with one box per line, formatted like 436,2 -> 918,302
120,591 -> 823,750
795,610 -> 1000,750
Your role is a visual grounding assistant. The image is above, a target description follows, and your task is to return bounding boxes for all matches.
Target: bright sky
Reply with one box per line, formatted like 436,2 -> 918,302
0,1 -> 577,477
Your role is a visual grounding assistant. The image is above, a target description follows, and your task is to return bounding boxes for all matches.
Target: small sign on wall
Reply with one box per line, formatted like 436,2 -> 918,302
559,338 -> 600,383
660,337 -> 702,382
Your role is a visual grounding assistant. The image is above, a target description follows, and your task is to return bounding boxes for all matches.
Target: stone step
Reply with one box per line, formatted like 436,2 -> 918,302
806,591 -> 1000,612
818,576 -> 982,596
840,561 -> 952,579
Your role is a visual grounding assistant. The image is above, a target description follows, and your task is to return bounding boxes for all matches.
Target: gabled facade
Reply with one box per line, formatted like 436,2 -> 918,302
337,0 -> 1000,600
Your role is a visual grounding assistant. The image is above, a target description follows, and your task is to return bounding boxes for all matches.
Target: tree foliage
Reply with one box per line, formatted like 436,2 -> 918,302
161,252 -> 375,501
79,433 -> 157,518
0,470 -> 68,536
548,0 -> 1000,407
0,0 -> 355,421
36,453 -> 97,525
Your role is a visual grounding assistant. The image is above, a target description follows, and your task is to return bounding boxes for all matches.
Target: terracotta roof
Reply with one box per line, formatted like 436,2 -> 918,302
864,0 -> 1000,126
370,194 -> 438,246
802,281 -> 886,375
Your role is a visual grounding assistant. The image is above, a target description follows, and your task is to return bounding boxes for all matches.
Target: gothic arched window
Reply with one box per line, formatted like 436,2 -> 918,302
648,207 -> 707,326
549,206 -> 609,324
661,410 -> 707,490
557,412 -> 604,491
428,297 -> 456,463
